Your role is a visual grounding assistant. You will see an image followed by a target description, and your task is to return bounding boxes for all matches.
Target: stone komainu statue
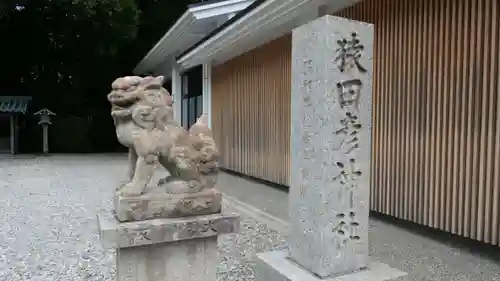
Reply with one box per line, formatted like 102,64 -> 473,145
107,75 -> 219,197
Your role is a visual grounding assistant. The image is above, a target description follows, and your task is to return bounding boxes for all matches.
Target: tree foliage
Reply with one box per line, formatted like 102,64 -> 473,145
1,0 -> 139,111
0,0 -> 203,152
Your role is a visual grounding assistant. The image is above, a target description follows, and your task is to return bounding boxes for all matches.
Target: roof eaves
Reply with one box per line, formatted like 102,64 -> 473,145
133,10 -> 196,74
176,0 -> 266,60
188,0 -> 230,9
134,0 -> 256,75
0,96 -> 32,114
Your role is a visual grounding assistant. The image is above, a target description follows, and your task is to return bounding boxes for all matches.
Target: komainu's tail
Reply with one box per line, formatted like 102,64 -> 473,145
189,114 -> 219,189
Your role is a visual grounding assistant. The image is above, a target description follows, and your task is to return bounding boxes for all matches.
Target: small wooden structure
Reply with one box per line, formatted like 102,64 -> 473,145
0,96 -> 31,154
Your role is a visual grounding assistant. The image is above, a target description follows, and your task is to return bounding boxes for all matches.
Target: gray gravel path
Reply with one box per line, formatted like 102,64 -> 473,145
0,155 -> 286,281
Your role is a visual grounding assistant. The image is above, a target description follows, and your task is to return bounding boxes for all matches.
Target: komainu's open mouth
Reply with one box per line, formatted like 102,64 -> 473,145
108,91 -> 139,109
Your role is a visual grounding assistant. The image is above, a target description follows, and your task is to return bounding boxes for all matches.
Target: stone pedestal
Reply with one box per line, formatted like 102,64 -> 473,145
255,15 -> 405,281
98,211 -> 239,281
115,188 -> 222,222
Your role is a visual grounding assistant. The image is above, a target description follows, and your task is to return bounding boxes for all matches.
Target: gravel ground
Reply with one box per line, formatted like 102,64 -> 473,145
0,155 -> 286,281
217,212 -> 286,281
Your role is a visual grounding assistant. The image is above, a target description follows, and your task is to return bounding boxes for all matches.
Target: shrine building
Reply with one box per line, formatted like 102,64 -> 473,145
0,96 -> 31,154
134,0 -> 500,246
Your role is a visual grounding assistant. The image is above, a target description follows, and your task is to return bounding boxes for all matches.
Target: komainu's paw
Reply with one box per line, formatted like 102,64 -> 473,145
117,180 -> 131,191
157,176 -> 174,186
118,182 -> 143,197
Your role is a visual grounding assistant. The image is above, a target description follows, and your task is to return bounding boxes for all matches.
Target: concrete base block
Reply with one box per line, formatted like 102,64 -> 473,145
117,236 -> 218,281
97,211 -> 239,249
97,210 -> 240,281
254,250 -> 407,281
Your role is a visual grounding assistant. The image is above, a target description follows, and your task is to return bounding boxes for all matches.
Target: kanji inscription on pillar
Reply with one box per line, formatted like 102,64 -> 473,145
334,32 -> 367,73
289,15 -> 374,278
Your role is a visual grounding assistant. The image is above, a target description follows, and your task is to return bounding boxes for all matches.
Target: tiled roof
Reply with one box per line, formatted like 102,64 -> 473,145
0,96 -> 32,114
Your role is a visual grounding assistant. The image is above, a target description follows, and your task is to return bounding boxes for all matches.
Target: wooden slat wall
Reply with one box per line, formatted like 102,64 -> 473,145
211,35 -> 291,185
336,0 -> 500,245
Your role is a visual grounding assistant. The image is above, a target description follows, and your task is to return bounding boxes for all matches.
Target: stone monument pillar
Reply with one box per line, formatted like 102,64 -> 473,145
254,15 -> 405,281
97,75 -> 239,281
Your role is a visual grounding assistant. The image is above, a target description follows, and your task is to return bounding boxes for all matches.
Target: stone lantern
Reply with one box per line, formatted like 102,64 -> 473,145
34,108 -> 55,154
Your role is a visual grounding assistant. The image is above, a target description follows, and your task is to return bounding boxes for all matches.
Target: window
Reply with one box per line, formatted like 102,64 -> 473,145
181,66 -> 203,129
